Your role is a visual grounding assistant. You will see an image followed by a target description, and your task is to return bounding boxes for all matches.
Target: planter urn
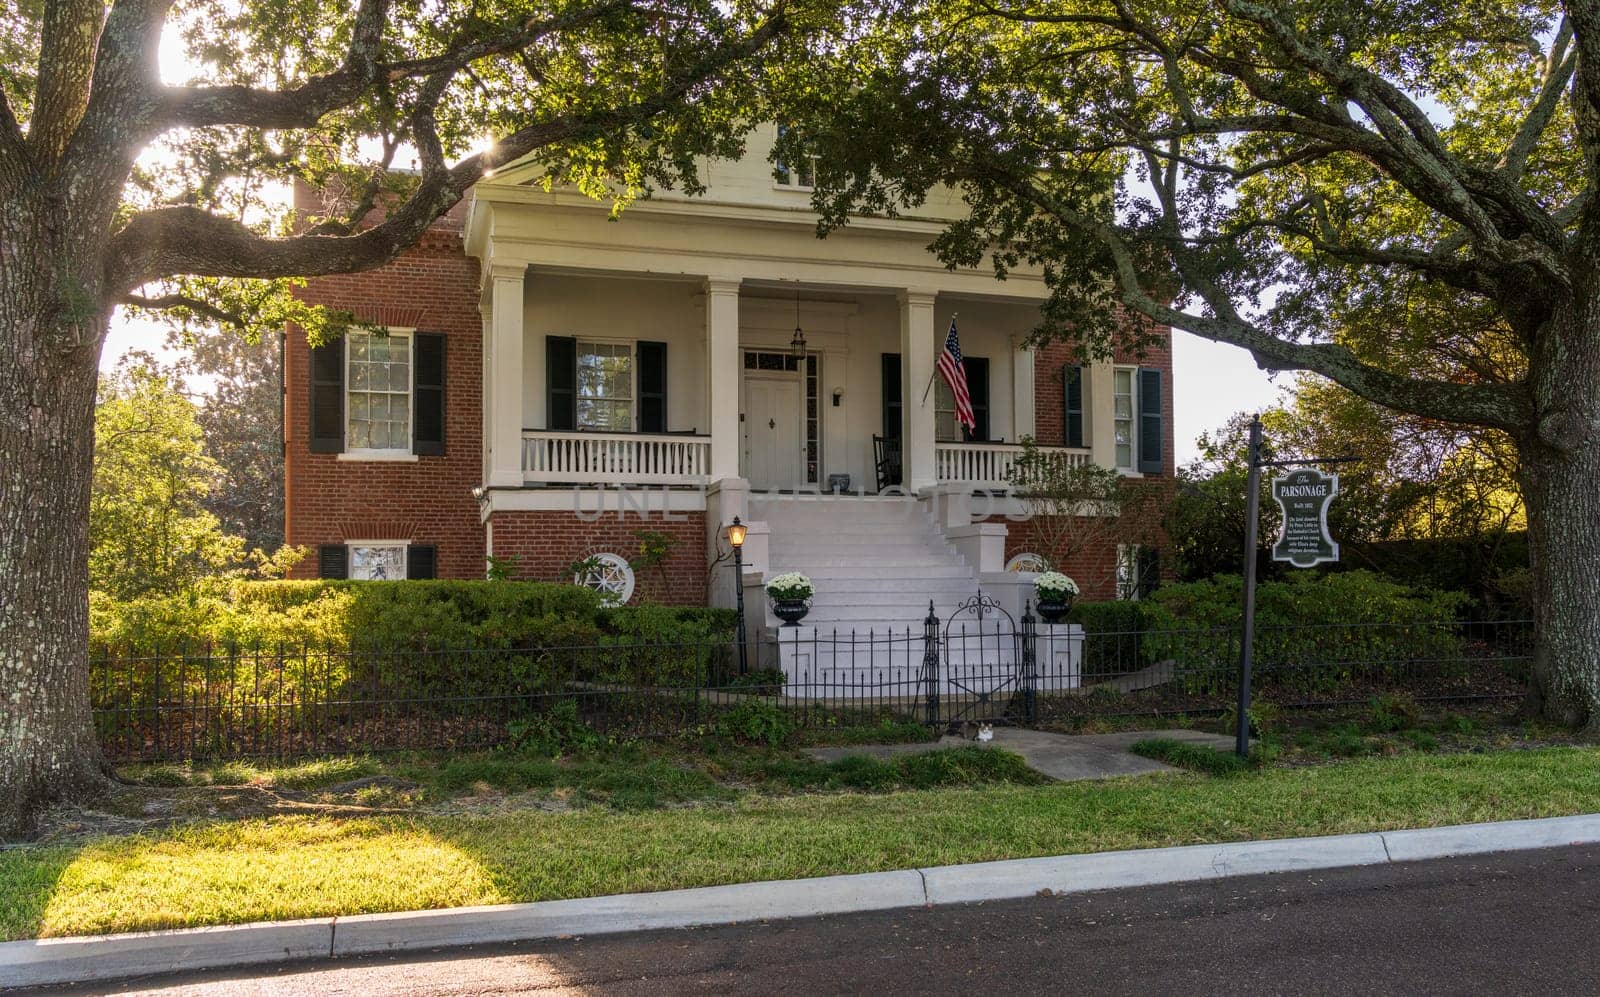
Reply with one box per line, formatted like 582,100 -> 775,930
772,598 -> 810,627
1035,597 -> 1073,624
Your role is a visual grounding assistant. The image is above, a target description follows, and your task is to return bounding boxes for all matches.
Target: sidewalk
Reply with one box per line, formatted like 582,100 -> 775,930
6,812 -> 1598,991
806,727 -> 1240,781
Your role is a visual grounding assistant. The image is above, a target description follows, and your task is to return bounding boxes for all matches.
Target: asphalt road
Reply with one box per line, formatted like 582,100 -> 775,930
30,845 -> 1600,996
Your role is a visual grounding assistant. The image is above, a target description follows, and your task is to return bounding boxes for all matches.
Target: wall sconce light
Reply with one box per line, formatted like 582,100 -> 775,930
832,388 -> 843,407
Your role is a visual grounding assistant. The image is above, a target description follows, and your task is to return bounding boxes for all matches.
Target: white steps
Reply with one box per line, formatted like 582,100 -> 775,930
751,495 -> 983,633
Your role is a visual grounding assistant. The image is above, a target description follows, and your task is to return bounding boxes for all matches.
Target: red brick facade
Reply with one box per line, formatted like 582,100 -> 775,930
1012,314 -> 1177,597
487,510 -> 708,606
1030,313 -> 1177,479
284,224 -> 488,580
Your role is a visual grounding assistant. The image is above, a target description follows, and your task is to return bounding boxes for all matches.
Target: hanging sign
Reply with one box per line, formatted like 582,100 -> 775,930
1270,468 -> 1339,567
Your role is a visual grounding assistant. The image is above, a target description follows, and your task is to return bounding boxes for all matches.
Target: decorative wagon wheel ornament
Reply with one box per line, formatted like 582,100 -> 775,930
574,552 -> 635,606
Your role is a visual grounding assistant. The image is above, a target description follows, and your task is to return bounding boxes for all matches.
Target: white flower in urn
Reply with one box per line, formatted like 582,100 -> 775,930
766,572 -> 815,627
1033,572 -> 1080,602
1033,571 -> 1079,623
765,572 -> 814,602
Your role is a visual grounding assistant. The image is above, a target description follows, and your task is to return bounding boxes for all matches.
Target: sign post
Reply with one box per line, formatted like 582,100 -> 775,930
1235,418 -> 1349,758
1235,418 -> 1264,759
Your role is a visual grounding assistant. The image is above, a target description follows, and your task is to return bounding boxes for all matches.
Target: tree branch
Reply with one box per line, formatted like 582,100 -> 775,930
994,171 -> 1529,431
106,8 -> 786,290
160,0 -> 633,130
119,292 -> 249,329
30,0 -> 107,161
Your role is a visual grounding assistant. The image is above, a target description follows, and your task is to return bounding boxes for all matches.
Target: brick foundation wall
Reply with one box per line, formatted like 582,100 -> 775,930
284,226 -> 487,579
487,510 -> 708,606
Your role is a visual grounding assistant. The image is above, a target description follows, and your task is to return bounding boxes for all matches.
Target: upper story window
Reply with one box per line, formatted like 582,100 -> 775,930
1113,366 -> 1136,470
936,378 -> 960,443
347,330 -> 412,454
577,339 -> 634,431
774,124 -> 817,189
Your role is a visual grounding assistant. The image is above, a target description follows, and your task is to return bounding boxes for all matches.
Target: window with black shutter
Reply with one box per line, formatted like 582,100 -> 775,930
1138,547 -> 1161,598
638,341 -> 668,433
1063,365 -> 1085,448
413,334 -> 446,455
406,544 -> 438,580
1137,368 -> 1164,475
317,544 -> 348,579
308,341 -> 344,453
547,335 -> 577,431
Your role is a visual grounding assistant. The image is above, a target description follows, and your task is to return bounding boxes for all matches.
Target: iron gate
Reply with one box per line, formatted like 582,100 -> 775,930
922,593 -> 1037,728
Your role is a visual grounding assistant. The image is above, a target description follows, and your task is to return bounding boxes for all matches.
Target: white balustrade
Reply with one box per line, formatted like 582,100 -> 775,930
934,442 -> 1091,489
522,431 -> 711,485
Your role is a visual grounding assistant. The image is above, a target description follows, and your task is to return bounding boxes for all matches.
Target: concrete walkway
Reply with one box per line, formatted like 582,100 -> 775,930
805,727 -> 1240,781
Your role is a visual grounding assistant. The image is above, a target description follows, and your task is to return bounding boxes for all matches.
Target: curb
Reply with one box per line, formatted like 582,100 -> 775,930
5,812 -> 1599,990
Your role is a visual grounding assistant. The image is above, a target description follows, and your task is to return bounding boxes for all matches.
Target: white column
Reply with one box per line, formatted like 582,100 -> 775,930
487,263 -> 526,488
899,288 -> 939,493
1012,338 -> 1036,442
705,277 -> 742,483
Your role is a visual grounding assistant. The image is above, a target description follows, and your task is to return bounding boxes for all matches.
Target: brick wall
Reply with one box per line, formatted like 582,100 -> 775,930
487,510 -> 708,606
1031,312 -> 1177,480
284,228 -> 487,579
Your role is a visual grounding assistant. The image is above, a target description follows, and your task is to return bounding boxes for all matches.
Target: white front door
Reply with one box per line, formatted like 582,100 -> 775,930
743,375 -> 803,490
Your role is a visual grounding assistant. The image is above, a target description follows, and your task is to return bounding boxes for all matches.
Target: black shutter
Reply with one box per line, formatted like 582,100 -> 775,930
413,333 -> 446,456
317,544 -> 348,579
406,544 -> 437,580
638,341 -> 668,433
881,353 -> 902,439
1138,547 -> 1161,599
1137,367 -> 1164,475
1063,365 -> 1085,448
963,356 -> 989,442
308,341 -> 344,453
547,335 -> 577,431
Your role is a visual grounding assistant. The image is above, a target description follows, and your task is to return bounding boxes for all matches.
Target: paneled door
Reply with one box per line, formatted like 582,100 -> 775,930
742,375 -> 803,490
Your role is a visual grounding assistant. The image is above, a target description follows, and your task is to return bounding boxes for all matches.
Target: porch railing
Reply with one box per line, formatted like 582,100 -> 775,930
934,442 -> 1092,489
522,430 -> 711,485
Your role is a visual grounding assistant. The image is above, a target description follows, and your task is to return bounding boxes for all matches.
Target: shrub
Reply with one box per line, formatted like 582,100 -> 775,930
1065,600 -> 1161,678
1140,571 -> 1469,695
90,580 -> 743,728
715,701 -> 795,746
1129,737 -> 1256,776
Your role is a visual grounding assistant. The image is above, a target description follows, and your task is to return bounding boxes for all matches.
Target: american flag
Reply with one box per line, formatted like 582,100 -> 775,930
936,316 -> 976,434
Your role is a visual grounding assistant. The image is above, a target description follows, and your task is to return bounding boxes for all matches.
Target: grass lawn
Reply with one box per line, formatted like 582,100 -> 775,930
4,745 -> 1599,942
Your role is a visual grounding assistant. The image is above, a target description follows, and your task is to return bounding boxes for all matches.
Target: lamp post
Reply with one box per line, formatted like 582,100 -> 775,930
728,516 -> 749,675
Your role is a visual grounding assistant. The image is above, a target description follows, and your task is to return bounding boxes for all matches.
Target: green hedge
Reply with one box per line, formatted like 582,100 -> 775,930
90,581 -> 741,713
1140,571 -> 1469,694
1060,572 -> 1470,693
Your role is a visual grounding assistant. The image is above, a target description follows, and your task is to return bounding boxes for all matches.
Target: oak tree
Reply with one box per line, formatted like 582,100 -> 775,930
0,0 -> 797,836
782,0 -> 1600,732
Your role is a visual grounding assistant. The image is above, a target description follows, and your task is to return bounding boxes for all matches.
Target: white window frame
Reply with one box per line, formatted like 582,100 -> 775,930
1112,365 -> 1137,472
575,337 -> 637,432
347,540 -> 410,581
774,124 -> 818,190
1115,543 -> 1140,601
343,328 -> 415,460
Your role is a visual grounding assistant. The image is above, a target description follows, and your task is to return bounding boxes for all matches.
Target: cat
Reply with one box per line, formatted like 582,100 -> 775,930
951,720 -> 995,742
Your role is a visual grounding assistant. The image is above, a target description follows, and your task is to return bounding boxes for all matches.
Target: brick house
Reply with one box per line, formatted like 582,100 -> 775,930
284,125 -> 1175,631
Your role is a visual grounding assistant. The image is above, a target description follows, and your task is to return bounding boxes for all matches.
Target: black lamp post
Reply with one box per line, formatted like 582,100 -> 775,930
728,516 -> 749,675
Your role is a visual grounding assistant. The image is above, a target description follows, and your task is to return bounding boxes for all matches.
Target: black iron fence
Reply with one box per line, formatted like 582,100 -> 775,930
91,615 -> 1534,763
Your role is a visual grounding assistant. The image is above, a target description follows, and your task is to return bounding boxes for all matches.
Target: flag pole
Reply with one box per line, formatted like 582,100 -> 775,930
920,312 -> 956,405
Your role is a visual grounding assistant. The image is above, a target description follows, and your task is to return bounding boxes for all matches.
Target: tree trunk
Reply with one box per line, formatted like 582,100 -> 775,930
1520,295 -> 1600,737
0,199 -> 115,839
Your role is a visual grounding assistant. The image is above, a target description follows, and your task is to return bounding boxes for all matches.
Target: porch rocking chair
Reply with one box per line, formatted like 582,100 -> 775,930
873,434 -> 903,493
